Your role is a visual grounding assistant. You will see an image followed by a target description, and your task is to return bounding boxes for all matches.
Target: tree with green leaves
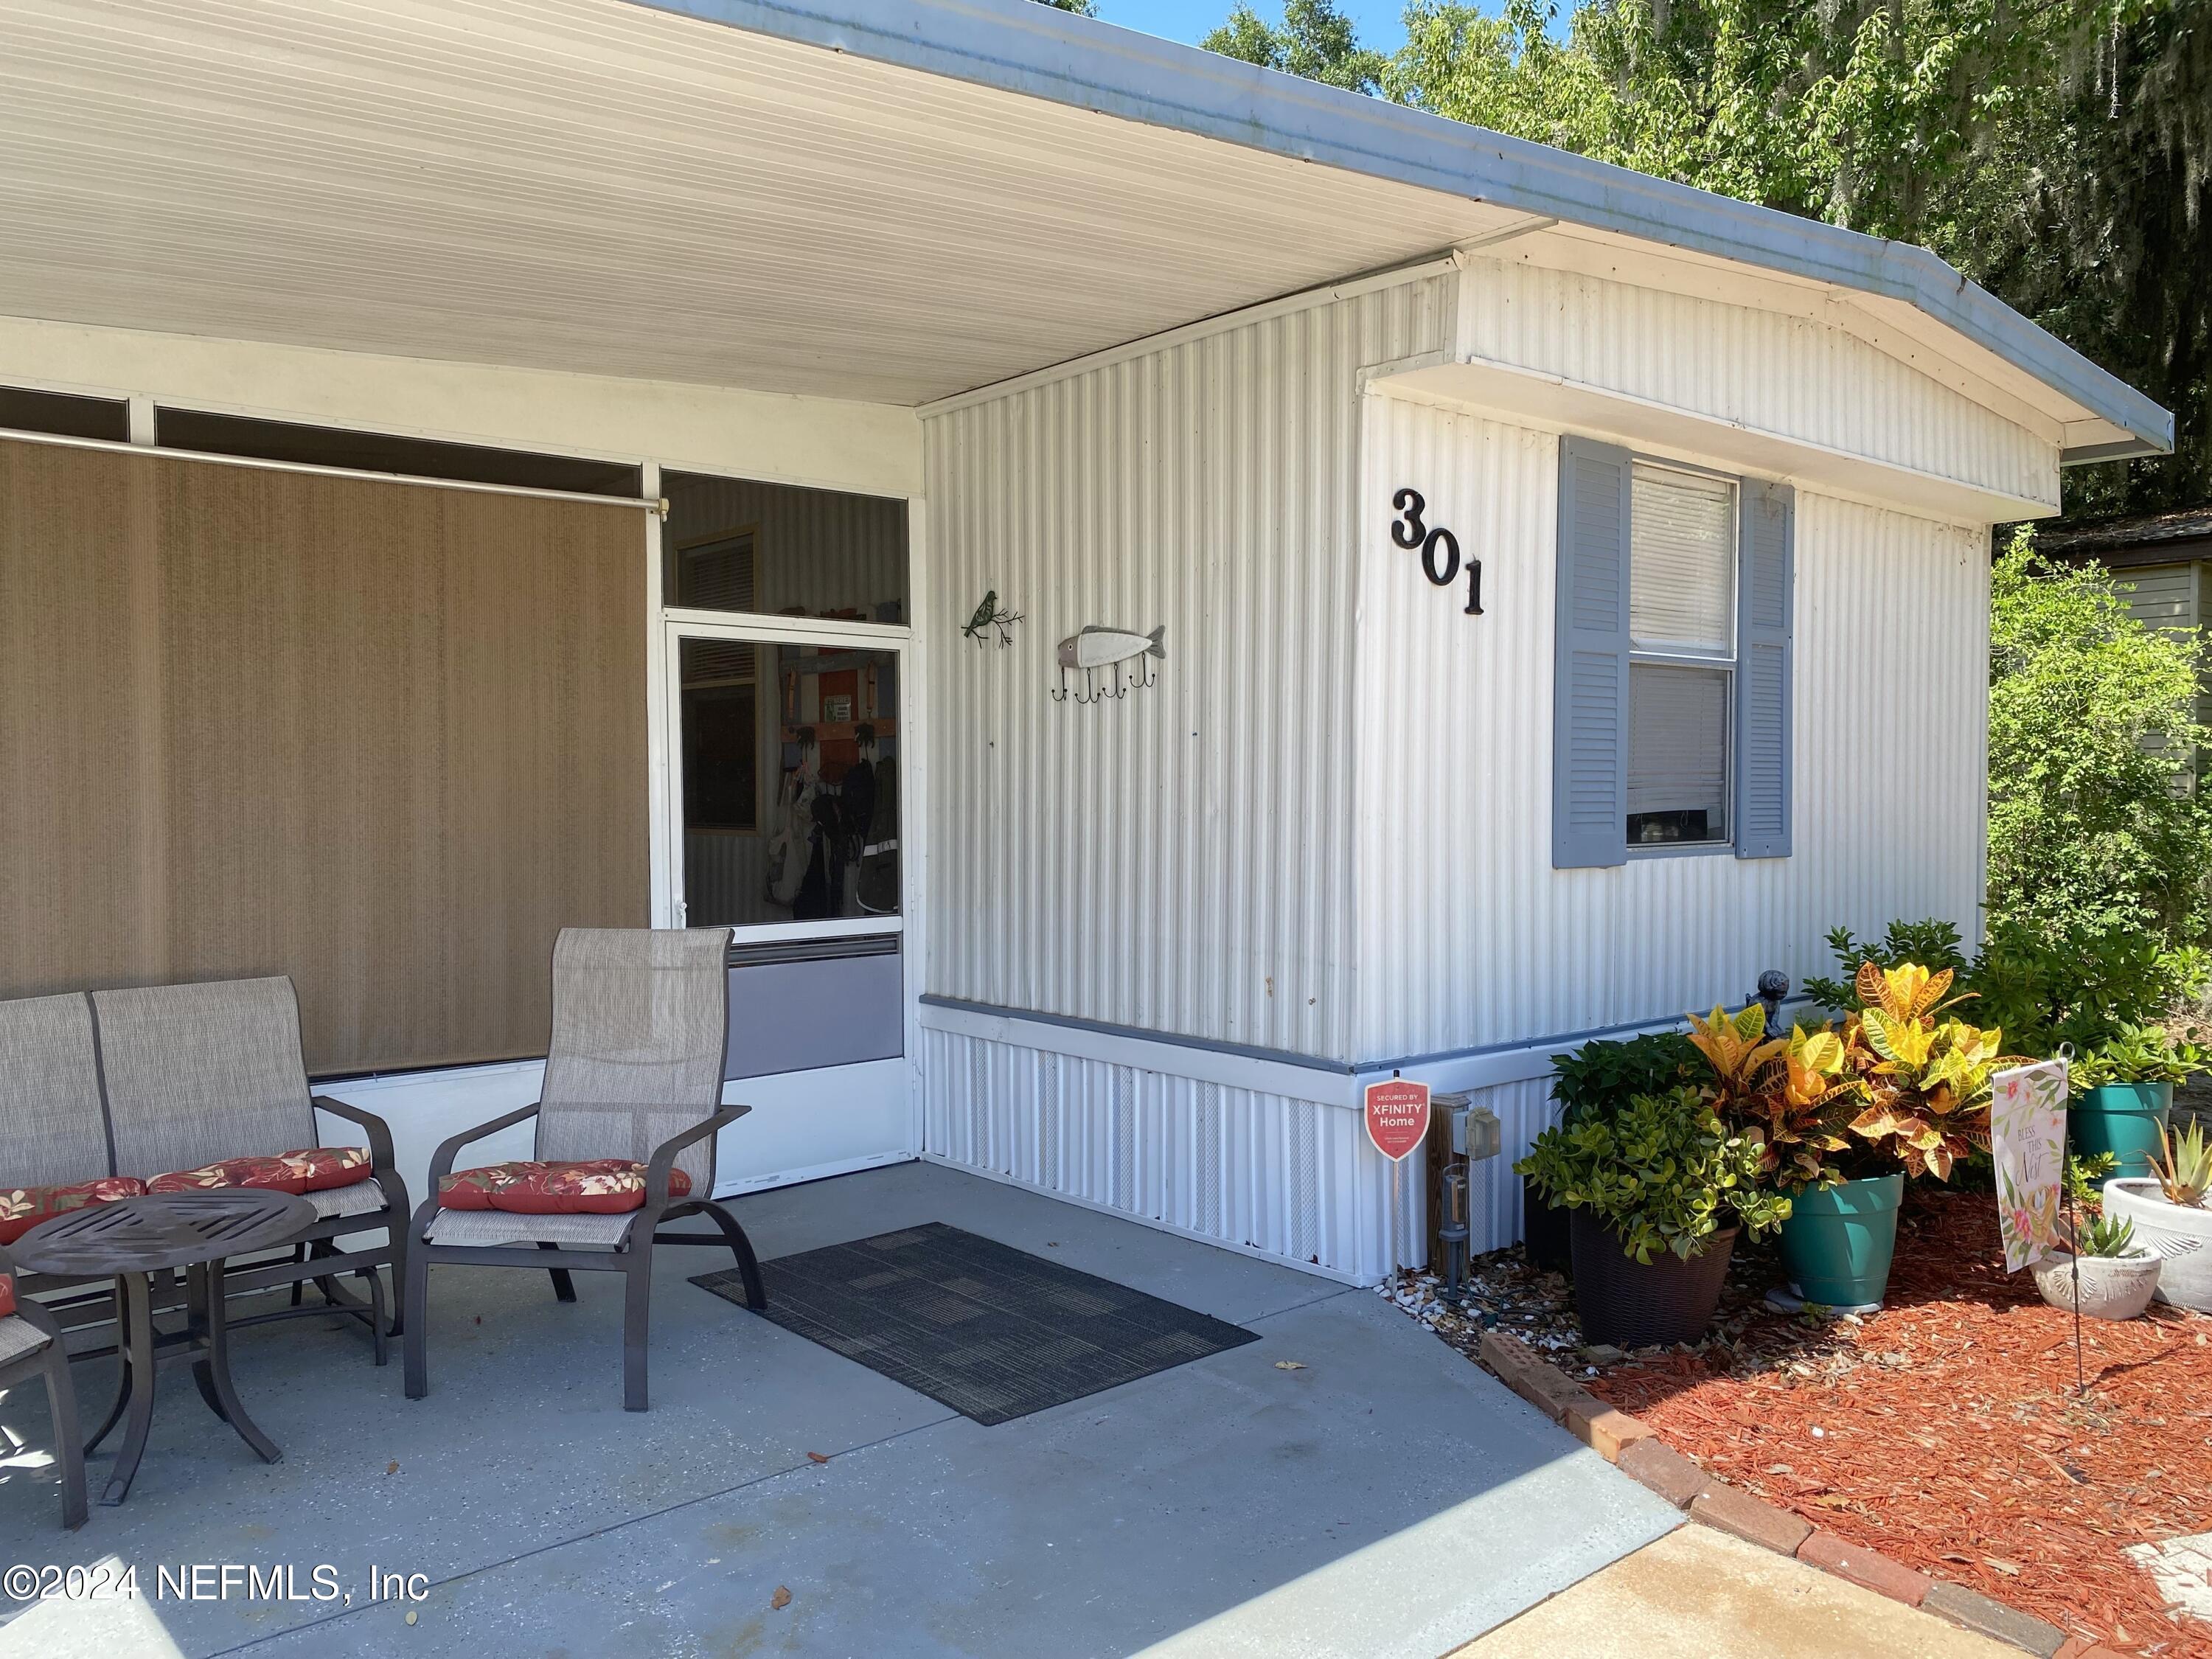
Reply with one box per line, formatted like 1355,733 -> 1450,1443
1200,0 -> 1389,93
1986,532 -> 2212,950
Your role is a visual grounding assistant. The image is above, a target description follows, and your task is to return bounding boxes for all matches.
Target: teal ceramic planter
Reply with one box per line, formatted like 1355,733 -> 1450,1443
2068,1082 -> 2172,1180
1777,1174 -> 1904,1310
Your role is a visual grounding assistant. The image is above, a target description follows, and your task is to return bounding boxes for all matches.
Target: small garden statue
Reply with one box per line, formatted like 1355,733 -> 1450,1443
1751,970 -> 1790,1039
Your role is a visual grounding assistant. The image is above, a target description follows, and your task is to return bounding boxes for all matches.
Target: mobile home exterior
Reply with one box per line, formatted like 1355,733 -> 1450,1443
0,0 -> 2173,1285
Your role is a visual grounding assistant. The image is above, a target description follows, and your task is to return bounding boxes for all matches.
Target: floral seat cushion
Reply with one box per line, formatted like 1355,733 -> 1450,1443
148,1147 -> 375,1197
0,1274 -> 15,1319
0,1177 -> 149,1244
437,1160 -> 690,1215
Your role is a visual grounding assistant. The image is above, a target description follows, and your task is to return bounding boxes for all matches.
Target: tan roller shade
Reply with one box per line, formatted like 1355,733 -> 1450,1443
0,439 -> 648,1075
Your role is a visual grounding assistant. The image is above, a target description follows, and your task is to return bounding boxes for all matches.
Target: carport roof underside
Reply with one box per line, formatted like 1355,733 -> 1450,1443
0,0 -> 2171,462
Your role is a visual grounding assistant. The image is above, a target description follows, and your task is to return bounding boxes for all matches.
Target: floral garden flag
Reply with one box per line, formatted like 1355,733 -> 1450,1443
1991,1058 -> 2068,1272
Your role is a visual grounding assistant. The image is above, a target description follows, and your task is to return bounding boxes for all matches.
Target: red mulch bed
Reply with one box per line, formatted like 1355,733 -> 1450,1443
1585,1190 -> 2212,1653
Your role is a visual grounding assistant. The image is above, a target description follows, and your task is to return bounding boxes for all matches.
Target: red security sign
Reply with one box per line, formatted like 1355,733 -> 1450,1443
1363,1078 -> 1431,1162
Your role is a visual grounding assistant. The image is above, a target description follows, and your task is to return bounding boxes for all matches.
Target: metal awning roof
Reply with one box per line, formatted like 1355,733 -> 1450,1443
0,0 -> 2171,462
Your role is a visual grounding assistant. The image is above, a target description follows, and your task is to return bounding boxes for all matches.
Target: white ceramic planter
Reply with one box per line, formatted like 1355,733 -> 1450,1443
2031,1247 -> 2162,1321
2103,1178 -> 2212,1312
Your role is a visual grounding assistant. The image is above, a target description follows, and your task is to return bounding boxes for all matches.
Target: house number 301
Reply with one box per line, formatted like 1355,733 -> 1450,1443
1391,489 -> 1484,615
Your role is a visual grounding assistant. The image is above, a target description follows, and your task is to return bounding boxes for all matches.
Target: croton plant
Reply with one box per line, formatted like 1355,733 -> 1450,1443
1686,961 -> 2020,1187
1686,1004 -> 1860,1187
1842,961 -> 2021,1180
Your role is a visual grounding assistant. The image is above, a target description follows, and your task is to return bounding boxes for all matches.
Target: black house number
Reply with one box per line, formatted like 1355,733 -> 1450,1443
1391,489 -> 1483,615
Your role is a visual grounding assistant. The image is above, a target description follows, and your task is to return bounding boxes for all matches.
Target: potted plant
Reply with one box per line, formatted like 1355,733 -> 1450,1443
1690,1001 -> 1893,1312
2102,1120 -> 2212,1312
2031,1213 -> 2162,1321
1515,1087 -> 1789,1346
1531,1031 -> 1700,1276
1700,963 -> 2014,1310
2068,1023 -> 2205,1180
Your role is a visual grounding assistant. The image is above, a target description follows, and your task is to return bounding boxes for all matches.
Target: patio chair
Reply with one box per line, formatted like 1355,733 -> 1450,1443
90,978 -> 411,1361
0,1251 -> 87,1530
0,992 -> 143,1314
403,927 -> 766,1412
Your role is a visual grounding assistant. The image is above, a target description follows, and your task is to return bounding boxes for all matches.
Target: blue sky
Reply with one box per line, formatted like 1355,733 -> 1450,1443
1090,1 -> 1411,55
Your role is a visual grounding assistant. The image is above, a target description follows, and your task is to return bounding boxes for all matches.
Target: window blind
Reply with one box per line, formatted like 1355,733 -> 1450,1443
1630,465 -> 1736,656
0,437 -> 649,1076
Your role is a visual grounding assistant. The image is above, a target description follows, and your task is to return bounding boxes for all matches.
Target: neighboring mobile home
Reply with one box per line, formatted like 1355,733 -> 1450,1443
2033,508 -> 2212,787
0,0 -> 2174,1284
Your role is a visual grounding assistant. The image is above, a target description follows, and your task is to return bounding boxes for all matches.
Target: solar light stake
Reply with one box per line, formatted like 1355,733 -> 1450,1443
1439,1162 -> 1470,1299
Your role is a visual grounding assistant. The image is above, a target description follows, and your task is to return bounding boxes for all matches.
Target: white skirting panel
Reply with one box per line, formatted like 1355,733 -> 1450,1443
1447,1075 -> 1563,1256
920,1025 -> 1425,1285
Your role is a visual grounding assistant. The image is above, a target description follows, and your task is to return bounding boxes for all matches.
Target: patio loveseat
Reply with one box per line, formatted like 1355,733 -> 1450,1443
0,980 -> 410,1364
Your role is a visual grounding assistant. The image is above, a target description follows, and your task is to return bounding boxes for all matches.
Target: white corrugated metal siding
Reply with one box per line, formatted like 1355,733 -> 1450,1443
1459,257 -> 2059,511
921,1026 -> 1422,1282
924,275 -> 1455,1061
1354,390 -> 1991,1063
1453,1076 -> 1557,1254
921,270 -> 2014,1279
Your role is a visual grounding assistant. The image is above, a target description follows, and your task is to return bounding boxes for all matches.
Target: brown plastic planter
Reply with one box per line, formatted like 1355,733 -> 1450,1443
1568,1211 -> 1738,1347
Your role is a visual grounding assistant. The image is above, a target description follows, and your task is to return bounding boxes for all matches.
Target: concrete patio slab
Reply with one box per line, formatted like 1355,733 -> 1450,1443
0,1164 -> 1677,1658
1450,1523 -> 2017,1658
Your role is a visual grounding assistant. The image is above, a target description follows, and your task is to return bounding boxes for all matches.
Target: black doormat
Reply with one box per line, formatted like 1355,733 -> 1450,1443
692,1222 -> 1259,1425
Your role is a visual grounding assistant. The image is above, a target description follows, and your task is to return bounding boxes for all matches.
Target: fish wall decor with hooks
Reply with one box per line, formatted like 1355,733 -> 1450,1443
1050,623 -> 1165,705
961,589 -> 1024,647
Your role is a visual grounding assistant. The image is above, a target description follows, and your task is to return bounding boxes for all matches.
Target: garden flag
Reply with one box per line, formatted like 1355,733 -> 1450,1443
1990,1058 -> 2068,1272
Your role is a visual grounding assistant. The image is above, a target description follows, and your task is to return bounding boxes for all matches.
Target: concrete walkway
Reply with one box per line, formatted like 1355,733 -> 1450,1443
0,1162 -> 1675,1657
1453,1525 -> 2017,1658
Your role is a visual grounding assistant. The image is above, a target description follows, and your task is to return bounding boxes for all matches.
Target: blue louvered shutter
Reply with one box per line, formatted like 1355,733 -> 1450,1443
1733,479 -> 1795,859
1552,437 -> 1632,869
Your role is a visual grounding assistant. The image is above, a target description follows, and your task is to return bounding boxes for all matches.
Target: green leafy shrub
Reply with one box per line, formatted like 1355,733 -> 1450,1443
2065,1151 -> 2119,1214
1987,540 -> 2212,964
1974,919 -> 2206,1059
1514,1087 -> 1791,1264
1547,1030 -> 1701,1126
1804,920 -> 1972,1013
2069,1022 -> 2207,1088
1803,912 -> 2208,1069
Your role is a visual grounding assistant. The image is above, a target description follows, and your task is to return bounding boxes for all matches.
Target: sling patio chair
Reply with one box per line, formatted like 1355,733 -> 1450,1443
90,978 -> 411,1363
0,991 -> 144,1313
0,1250 -> 87,1530
404,927 -> 767,1412
0,981 -> 408,1364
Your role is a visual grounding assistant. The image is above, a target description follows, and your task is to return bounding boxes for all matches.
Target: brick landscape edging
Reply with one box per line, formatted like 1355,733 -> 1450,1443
1475,1332 -> 2124,1659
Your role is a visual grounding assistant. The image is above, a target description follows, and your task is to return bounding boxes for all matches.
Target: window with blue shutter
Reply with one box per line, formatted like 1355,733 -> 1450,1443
1551,438 -> 1632,869
1552,439 -> 1793,866
1733,480 -> 1794,858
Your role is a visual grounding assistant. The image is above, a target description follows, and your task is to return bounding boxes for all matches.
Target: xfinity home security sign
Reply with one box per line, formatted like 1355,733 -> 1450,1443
1363,1077 -> 1430,1162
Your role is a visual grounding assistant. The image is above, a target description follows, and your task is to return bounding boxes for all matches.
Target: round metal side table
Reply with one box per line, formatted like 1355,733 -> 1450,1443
12,1189 -> 315,1505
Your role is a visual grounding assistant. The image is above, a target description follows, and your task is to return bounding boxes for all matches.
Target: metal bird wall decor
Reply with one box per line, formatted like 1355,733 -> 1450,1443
961,590 -> 1024,647
1051,623 -> 1166,705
